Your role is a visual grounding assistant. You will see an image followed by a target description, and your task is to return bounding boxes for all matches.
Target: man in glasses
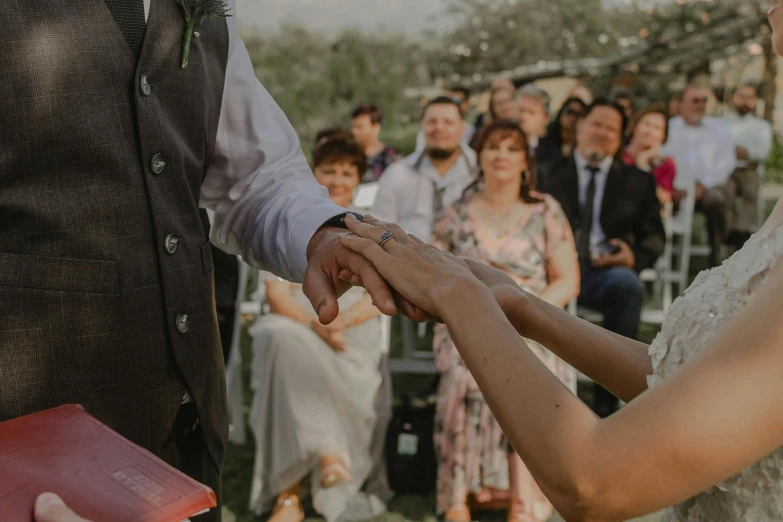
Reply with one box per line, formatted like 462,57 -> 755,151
661,84 -> 737,267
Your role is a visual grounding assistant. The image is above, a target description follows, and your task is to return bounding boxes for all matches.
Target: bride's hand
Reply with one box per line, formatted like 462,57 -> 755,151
340,215 -> 486,318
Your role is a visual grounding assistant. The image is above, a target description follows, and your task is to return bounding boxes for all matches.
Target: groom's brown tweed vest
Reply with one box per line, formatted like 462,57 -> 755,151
0,1 -> 230,468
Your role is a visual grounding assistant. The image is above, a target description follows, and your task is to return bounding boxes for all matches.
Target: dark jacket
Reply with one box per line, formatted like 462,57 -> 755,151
0,0 -> 230,469
542,156 -> 665,272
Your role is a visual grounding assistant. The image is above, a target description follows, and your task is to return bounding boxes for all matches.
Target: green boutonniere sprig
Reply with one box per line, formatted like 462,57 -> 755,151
177,0 -> 230,68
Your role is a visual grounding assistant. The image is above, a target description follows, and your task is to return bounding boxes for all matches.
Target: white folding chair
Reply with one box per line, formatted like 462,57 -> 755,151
226,261 -> 251,445
390,317 -> 437,374
665,183 -> 698,306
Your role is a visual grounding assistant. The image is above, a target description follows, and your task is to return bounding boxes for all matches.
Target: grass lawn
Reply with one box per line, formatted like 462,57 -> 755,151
221,322 -> 666,522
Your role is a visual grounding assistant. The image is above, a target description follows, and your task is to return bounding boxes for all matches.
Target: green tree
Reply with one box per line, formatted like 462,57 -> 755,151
242,24 -> 429,149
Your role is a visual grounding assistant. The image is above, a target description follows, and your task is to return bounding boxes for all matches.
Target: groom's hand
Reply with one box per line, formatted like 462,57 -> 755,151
304,226 -> 429,325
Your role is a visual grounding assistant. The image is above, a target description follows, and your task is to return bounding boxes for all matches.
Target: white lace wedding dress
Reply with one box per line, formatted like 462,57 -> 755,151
647,222 -> 783,522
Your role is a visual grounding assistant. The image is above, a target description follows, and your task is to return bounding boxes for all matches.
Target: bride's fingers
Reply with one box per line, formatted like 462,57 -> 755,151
344,215 -> 406,251
339,234 -> 395,270
370,219 -> 413,246
357,215 -> 414,246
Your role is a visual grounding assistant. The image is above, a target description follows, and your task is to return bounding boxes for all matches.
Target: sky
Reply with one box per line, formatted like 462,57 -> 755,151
235,0 -> 452,36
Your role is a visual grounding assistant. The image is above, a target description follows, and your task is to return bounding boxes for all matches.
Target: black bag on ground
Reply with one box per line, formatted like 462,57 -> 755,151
385,389 -> 438,495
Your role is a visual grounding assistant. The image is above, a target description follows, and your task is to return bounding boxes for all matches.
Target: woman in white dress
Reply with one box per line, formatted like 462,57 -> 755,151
248,131 -> 386,522
337,10 -> 783,510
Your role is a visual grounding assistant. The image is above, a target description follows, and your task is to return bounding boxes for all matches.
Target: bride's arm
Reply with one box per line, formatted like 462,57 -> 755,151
509,288 -> 651,402
339,216 -> 783,522
439,259 -> 783,522
465,259 -> 652,402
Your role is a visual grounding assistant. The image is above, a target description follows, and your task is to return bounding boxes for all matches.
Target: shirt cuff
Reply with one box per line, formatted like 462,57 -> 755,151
287,202 -> 348,281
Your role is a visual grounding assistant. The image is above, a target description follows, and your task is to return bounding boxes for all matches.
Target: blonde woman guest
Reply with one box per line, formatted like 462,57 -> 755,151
431,121 -> 579,522
248,133 -> 387,522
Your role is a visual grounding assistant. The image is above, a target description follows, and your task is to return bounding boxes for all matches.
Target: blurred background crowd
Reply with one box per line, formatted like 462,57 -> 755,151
217,1 -> 783,521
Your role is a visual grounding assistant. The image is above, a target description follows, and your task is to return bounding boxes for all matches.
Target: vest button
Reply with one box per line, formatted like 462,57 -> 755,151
140,75 -> 151,96
164,233 -> 179,254
175,313 -> 189,334
150,153 -> 165,175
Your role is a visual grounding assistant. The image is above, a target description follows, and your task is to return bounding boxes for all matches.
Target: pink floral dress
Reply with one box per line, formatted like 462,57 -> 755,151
431,192 -> 577,514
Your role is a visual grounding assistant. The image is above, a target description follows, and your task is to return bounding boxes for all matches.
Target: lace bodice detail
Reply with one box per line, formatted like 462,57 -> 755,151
648,223 -> 783,522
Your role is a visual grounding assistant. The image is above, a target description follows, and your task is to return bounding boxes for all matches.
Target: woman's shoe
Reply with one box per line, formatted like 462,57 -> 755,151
443,504 -> 472,522
319,455 -> 352,488
508,497 -> 554,522
269,494 -> 304,522
508,498 -> 536,522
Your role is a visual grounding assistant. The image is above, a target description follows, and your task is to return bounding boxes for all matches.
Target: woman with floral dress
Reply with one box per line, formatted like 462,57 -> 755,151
431,121 -> 580,522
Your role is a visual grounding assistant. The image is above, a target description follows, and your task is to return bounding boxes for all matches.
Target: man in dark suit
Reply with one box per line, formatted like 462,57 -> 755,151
543,99 -> 665,417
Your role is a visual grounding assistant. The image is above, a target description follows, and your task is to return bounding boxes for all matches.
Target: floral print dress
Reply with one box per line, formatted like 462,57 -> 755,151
430,192 -> 577,514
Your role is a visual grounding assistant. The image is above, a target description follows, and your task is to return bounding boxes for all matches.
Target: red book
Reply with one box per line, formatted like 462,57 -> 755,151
0,404 -> 216,522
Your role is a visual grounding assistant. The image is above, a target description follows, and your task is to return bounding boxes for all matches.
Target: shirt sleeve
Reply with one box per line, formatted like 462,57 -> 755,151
654,158 -> 676,194
749,121 -> 774,163
200,1 -> 345,283
701,123 -> 737,188
369,166 -> 400,224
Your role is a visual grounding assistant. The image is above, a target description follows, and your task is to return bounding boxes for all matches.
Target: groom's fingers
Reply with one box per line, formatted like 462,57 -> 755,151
304,242 -> 398,324
395,294 -> 430,323
339,235 -> 431,322
302,268 -> 341,325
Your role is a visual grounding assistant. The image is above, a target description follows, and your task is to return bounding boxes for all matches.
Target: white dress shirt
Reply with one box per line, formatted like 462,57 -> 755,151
142,0 -> 344,283
370,144 -> 478,242
574,151 -> 613,251
660,116 -> 737,190
722,112 -> 773,168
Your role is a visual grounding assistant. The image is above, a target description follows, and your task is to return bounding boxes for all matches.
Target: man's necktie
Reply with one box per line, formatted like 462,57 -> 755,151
433,185 -> 447,218
104,0 -> 147,59
577,165 -> 600,260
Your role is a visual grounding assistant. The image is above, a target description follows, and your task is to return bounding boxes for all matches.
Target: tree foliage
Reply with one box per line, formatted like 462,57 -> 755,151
242,24 -> 430,145
242,0 -> 776,139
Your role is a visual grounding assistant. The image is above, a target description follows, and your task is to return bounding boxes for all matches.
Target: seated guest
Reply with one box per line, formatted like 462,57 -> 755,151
474,78 -> 517,134
516,84 -> 551,156
722,84 -> 773,248
248,134 -> 388,522
351,104 -> 400,183
372,96 -> 477,242
488,86 -> 520,125
567,83 -> 593,105
660,84 -> 736,267
613,91 -> 634,123
431,121 -> 580,522
417,87 -> 477,151
536,97 -> 587,175
543,99 -> 665,418
623,105 -> 677,206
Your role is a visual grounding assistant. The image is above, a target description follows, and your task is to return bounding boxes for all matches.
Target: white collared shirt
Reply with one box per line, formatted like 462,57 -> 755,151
370,144 -> 478,242
722,111 -> 773,168
141,0 -> 344,283
660,116 -> 737,190
574,151 -> 613,250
